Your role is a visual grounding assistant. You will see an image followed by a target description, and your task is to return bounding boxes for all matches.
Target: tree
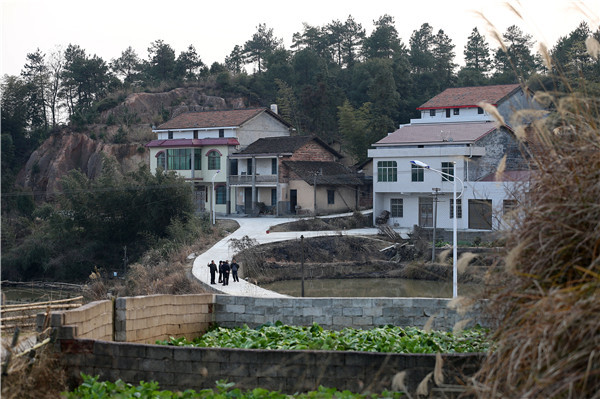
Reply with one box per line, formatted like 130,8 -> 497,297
362,14 -> 404,60
493,25 -> 540,82
464,27 -> 492,74
432,29 -> 456,87
146,39 -> 176,82
111,46 -> 142,84
243,23 -> 282,73
291,23 -> 332,61
340,15 -> 365,67
46,48 -> 64,126
551,22 -> 599,83
21,49 -> 49,131
409,23 -> 436,74
337,100 -> 374,163
225,45 -> 245,74
175,44 -> 207,81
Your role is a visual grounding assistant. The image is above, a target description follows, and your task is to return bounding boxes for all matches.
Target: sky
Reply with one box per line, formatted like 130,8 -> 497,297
1,0 -> 599,77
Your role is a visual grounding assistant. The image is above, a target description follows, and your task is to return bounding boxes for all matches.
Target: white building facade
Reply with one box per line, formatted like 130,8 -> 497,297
368,84 -> 532,234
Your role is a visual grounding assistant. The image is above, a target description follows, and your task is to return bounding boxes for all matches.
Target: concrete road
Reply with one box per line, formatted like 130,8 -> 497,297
191,214 -> 384,298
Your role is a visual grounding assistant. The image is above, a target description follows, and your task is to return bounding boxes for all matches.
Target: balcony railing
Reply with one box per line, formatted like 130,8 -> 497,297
229,174 -> 278,185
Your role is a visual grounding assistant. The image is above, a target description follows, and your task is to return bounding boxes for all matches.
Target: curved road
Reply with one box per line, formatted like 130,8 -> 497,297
191,214 -> 385,298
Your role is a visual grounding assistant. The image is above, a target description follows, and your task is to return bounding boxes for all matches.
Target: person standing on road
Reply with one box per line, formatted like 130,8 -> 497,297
218,261 -> 223,283
222,260 -> 231,285
230,259 -> 240,282
207,260 -> 218,284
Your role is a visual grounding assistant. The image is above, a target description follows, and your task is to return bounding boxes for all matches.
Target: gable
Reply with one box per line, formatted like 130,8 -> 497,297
417,84 -> 521,110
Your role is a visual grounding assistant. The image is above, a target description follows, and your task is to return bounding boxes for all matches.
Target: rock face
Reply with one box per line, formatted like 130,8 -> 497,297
102,87 -> 246,125
15,88 -> 246,200
16,131 -> 146,200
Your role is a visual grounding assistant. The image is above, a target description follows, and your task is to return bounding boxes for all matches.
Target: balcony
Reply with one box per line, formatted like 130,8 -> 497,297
229,174 -> 278,185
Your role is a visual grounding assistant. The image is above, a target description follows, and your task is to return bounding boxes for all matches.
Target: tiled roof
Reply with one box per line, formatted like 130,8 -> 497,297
374,122 -> 499,146
237,135 -> 342,158
145,138 -> 240,148
417,84 -> 521,109
283,161 -> 362,185
155,108 -> 292,130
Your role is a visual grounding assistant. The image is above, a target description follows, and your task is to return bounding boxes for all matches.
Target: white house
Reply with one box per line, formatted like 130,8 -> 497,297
146,107 -> 294,215
368,84 -> 534,234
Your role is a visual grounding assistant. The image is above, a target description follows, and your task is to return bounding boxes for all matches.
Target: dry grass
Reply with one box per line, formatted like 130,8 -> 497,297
470,63 -> 600,397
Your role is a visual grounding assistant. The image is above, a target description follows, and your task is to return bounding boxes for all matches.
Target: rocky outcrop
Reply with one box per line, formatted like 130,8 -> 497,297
102,87 -> 246,125
16,131 -> 146,200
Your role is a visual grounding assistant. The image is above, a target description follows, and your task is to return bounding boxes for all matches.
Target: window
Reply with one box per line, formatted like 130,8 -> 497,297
503,199 -> 517,214
215,185 -> 226,204
247,158 -> 253,175
167,149 -> 191,170
327,189 -> 335,205
450,198 -> 462,218
446,108 -> 451,118
194,148 -> 202,170
271,189 -> 277,206
377,161 -> 397,182
271,158 -> 277,175
453,108 -> 460,115
207,151 -> 221,170
230,159 -> 238,175
477,107 -> 484,114
156,151 -> 166,170
429,109 -> 436,117
193,130 -> 198,139
391,198 -> 403,217
168,131 -> 173,139
411,164 -> 424,182
219,129 -> 224,138
468,199 -> 493,230
441,162 -> 454,182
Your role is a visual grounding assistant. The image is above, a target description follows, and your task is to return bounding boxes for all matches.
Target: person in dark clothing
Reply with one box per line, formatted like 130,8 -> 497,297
222,260 -> 230,286
230,259 -> 240,282
218,261 -> 223,283
207,260 -> 218,284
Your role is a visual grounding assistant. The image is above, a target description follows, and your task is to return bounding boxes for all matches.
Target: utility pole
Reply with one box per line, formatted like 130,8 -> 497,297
431,188 -> 440,263
300,235 -> 305,297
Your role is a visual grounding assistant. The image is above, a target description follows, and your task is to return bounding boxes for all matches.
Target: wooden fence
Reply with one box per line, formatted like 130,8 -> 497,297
1,296 -> 83,331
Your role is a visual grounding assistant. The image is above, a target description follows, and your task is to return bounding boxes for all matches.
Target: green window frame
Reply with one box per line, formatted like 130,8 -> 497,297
194,148 -> 202,170
156,151 -> 166,170
441,162 -> 454,182
377,161 -> 397,182
207,150 -> 221,170
391,198 -> 403,217
167,149 -> 191,170
411,164 -> 424,182
216,185 -> 226,204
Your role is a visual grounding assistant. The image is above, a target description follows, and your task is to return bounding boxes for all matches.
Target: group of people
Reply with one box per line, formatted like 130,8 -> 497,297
207,259 -> 240,286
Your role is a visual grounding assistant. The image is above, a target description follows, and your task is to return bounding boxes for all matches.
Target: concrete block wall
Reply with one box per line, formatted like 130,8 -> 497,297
114,294 -> 215,343
58,338 -> 482,395
40,300 -> 113,341
214,296 -> 490,331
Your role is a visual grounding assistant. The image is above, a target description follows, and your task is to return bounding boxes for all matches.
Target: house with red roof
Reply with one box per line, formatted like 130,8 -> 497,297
367,84 -> 534,234
146,107 -> 294,214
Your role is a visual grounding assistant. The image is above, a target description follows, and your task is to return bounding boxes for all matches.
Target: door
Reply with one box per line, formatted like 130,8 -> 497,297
194,186 -> 206,212
419,197 -> 433,227
244,188 -> 252,214
290,189 -> 298,214
468,199 -> 493,229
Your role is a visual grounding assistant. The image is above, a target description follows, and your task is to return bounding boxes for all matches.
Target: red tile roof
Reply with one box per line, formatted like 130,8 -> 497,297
145,138 -> 240,148
374,122 -> 499,146
155,108 -> 292,130
417,84 -> 521,110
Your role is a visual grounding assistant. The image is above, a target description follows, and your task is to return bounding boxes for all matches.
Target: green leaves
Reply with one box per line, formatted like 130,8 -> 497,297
67,375 -> 405,398
159,323 -> 490,354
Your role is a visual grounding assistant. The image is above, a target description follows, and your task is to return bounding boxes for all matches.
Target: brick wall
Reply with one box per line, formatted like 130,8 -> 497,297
114,294 -> 214,343
214,296 -> 491,331
288,142 -> 337,162
59,338 -> 482,395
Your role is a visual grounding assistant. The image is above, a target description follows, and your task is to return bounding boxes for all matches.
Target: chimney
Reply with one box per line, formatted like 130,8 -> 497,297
270,104 -> 278,114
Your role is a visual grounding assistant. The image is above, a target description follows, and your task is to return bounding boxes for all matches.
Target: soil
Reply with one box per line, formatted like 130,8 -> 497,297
237,233 -> 497,285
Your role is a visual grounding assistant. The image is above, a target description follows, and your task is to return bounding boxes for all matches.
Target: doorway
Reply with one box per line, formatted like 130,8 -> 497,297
244,188 -> 252,214
290,189 -> 298,214
419,197 -> 433,227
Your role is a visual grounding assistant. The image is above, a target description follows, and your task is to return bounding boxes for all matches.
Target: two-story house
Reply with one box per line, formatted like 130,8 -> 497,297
146,107 -> 294,215
229,135 -> 362,215
368,84 -> 534,234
